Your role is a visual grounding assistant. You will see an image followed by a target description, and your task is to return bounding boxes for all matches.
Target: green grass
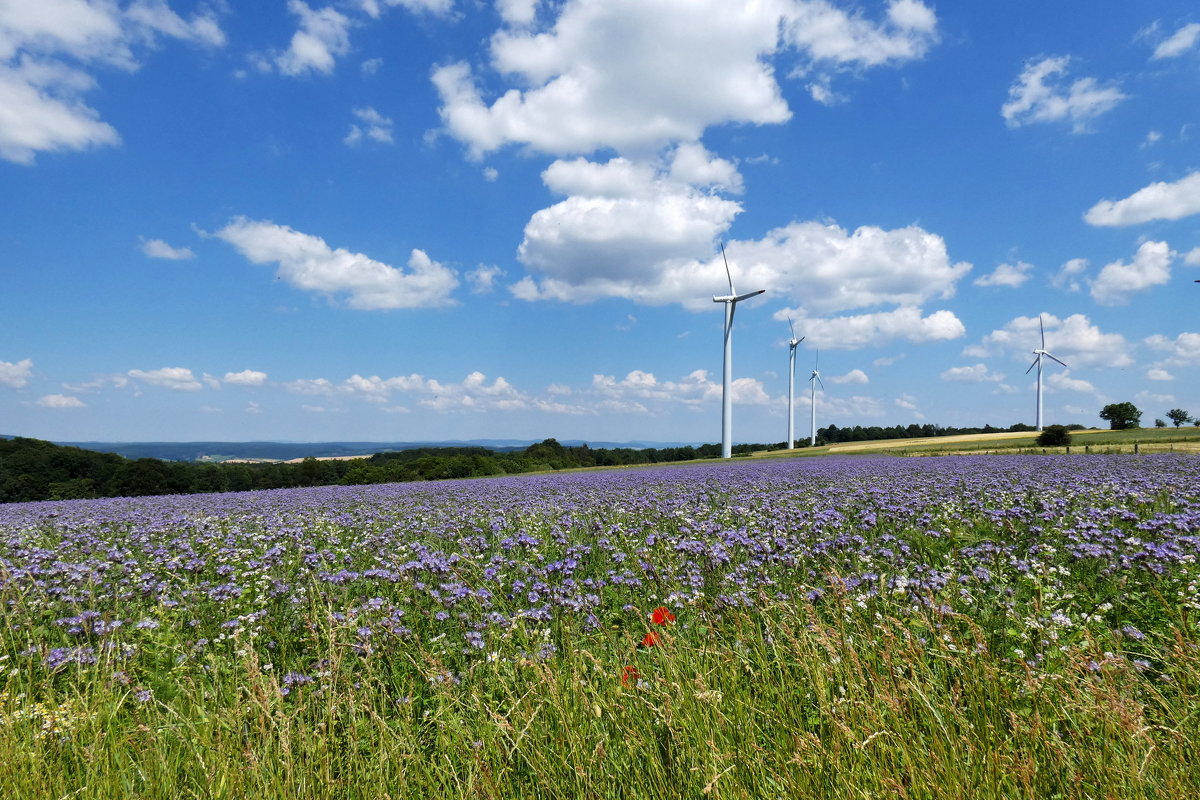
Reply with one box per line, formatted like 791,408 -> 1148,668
2,597 -> 1198,799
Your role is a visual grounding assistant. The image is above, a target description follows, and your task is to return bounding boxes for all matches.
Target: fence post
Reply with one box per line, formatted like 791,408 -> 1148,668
1134,443 -> 1140,454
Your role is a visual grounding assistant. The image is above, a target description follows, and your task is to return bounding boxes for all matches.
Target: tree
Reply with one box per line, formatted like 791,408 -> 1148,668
1155,418 -> 1167,428
1036,425 -> 1071,446
1167,408 -> 1191,427
1099,402 -> 1142,430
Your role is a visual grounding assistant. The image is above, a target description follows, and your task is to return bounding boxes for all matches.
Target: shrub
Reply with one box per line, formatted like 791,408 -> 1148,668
1036,425 -> 1071,447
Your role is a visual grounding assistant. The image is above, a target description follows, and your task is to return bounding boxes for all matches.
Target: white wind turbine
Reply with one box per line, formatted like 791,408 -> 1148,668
786,317 -> 804,449
809,349 -> 825,446
1026,314 -> 1068,431
713,243 -> 765,459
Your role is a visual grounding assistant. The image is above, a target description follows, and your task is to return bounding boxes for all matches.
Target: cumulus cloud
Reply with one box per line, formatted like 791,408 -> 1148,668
139,237 -> 195,260
467,264 -> 503,293
1084,172 -> 1200,226
1001,56 -> 1126,132
434,0 -> 936,158
592,368 -> 772,408
1152,22 -> 1200,60
0,357 -> 33,387
274,1 -> 352,76
358,0 -> 453,18
1144,332 -> 1200,365
127,366 -> 203,391
344,106 -> 393,146
1051,257 -> 1088,291
941,364 -> 1004,383
1089,240 -> 1172,306
517,195 -> 970,314
786,306 -> 965,350
974,261 -> 1032,288
223,370 -> 268,386
36,393 -> 85,408
0,0 -> 225,164
215,217 -> 459,310
975,313 -> 1131,368
1146,367 -> 1173,381
1046,372 -> 1095,393
828,369 -> 868,385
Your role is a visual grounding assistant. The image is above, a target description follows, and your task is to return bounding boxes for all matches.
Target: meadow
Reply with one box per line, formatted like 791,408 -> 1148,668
1,454 -> 1199,799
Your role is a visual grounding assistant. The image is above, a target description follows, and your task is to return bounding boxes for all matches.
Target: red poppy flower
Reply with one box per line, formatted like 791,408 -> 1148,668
640,631 -> 662,648
621,665 -> 641,686
650,606 -> 676,626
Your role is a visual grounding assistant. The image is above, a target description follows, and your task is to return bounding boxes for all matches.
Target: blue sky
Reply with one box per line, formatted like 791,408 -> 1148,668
2,0 -> 1198,445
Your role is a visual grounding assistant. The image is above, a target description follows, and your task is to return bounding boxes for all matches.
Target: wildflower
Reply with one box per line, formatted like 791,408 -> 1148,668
640,632 -> 662,648
621,665 -> 641,687
650,606 -> 676,625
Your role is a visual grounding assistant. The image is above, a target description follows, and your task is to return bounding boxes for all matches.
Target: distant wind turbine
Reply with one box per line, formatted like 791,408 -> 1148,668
809,350 -> 825,446
786,317 -> 804,449
713,243 -> 765,459
1026,314 -> 1068,431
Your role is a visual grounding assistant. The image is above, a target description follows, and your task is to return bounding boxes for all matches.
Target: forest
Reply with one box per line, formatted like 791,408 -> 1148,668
0,420 -> 1051,503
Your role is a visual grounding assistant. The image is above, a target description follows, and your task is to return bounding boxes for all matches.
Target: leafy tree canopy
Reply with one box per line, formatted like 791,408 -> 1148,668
1099,402 -> 1142,431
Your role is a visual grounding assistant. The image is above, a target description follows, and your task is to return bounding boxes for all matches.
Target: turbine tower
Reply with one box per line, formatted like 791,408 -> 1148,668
713,243 -> 765,459
809,350 -> 824,446
786,317 -> 804,449
1026,314 -> 1068,431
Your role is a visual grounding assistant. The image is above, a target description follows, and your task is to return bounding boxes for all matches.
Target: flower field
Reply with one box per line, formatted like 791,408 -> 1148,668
2,454 -> 1200,799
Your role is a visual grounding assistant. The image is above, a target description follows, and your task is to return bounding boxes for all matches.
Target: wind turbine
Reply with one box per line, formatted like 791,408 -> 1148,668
713,243 -> 765,459
1026,314 -> 1068,431
786,317 -> 804,449
809,350 -> 824,446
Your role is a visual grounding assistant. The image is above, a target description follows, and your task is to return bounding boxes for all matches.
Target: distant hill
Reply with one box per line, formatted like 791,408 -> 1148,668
40,438 -> 698,463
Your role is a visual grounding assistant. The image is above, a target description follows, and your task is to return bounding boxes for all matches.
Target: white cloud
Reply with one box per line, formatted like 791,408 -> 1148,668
0,0 -> 224,164
223,370 -> 268,386
36,393 -> 84,408
360,56 -> 382,75
496,0 -> 539,27
1051,257 -> 1088,291
1136,390 -> 1175,405
215,217 -> 459,310
1090,240 -> 1172,306
974,261 -> 1032,288
125,1 -> 226,47
285,377 -> 336,395
467,264 -> 503,293
275,1 -> 352,77
1001,56 -> 1126,132
359,0 -> 453,18
1084,172 -> 1200,226
1146,367 -> 1173,381
1046,372 -> 1095,393
0,357 -> 33,387
894,393 -> 923,418
482,166 -> 499,181
828,369 -> 868,385
245,401 -> 263,415
434,0 -> 936,159
787,306 -> 965,350
1187,247 -> 1200,266
976,313 -> 1131,368
139,237 -> 195,260
592,368 -> 772,408
344,106 -> 393,146
1145,332 -> 1200,365
940,364 -> 1004,383
127,366 -> 203,391
1152,22 -> 1200,60
517,189 -> 970,312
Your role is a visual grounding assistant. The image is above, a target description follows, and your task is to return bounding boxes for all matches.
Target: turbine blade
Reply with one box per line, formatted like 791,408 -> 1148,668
720,242 -> 734,295
1025,356 -> 1039,375
788,316 -> 795,339
1044,351 -> 1068,368
816,375 -> 826,391
1039,314 -> 1045,349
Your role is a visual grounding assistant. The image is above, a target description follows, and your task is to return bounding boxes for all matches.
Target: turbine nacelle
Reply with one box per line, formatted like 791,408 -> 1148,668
713,289 -> 766,304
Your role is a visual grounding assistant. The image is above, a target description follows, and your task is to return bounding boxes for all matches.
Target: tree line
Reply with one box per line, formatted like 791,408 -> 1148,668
0,437 -> 732,503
